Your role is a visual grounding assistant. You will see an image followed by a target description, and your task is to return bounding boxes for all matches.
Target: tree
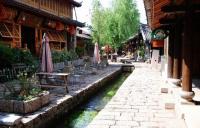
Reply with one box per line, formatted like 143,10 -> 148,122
91,0 -> 104,44
91,0 -> 140,50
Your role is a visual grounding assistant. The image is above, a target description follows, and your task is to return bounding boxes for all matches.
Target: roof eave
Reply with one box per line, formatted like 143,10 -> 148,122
70,0 -> 82,7
3,0 -> 85,27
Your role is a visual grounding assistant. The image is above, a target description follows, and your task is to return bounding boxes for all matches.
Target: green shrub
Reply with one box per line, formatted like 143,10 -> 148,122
0,44 -> 14,68
51,50 -> 61,63
11,48 -> 39,73
3,72 -> 42,101
75,47 -> 84,57
68,49 -> 78,60
0,44 -> 39,71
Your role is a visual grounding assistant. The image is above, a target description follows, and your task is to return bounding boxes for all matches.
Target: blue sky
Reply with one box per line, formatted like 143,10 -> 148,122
74,0 -> 147,25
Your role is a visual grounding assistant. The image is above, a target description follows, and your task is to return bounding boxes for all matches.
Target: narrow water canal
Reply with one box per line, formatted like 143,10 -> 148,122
51,73 -> 130,128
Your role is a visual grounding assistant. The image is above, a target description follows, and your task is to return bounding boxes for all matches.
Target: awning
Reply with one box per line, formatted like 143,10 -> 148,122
0,23 -> 20,38
3,0 -> 85,27
46,31 -> 66,43
0,23 -> 12,38
76,33 -> 91,39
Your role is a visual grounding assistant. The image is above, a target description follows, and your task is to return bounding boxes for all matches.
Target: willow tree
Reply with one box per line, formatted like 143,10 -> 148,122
91,0 -> 104,44
91,0 -> 140,49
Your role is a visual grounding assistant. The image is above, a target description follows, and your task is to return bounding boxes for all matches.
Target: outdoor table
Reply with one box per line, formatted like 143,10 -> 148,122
119,58 -> 131,63
36,72 -> 69,93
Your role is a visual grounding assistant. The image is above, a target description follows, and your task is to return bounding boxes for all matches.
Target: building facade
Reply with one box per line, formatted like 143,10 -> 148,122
0,0 -> 84,55
144,0 -> 200,101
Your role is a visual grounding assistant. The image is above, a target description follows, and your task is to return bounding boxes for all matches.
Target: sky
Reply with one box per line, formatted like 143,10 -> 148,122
74,0 -> 147,26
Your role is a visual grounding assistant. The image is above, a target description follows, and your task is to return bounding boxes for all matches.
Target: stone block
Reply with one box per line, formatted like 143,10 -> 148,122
40,91 -> 50,106
0,113 -> 22,126
13,100 -> 24,114
0,100 -> 14,112
23,97 -> 41,114
161,87 -> 168,93
165,102 -> 175,109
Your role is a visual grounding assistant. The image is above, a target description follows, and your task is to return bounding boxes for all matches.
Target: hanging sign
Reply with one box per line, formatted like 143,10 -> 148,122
152,40 -> 164,48
151,28 -> 169,40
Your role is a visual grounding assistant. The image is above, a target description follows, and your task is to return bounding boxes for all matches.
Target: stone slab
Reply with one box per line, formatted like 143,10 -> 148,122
161,87 -> 168,93
0,113 -> 22,126
165,102 -> 175,109
88,63 -> 186,128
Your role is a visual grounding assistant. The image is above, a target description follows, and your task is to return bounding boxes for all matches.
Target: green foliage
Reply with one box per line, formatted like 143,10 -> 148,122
51,50 -> 79,63
91,0 -> 140,49
3,72 -> 42,101
0,44 -> 38,70
138,46 -> 145,58
75,47 -> 84,57
51,50 -> 62,63
68,50 -> 79,60
0,44 -> 14,68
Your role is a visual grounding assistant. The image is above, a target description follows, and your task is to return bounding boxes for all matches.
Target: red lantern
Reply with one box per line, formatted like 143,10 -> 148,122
47,21 -> 56,29
67,25 -> 76,35
56,22 -> 64,31
105,45 -> 112,54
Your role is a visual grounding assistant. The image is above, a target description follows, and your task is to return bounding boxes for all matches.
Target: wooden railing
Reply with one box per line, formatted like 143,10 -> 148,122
0,64 -> 31,83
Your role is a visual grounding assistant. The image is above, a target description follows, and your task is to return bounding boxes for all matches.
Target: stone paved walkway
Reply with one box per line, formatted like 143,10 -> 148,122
87,63 -> 186,128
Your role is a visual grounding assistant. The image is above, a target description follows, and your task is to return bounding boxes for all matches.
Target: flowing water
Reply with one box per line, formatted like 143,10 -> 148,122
52,73 -> 130,128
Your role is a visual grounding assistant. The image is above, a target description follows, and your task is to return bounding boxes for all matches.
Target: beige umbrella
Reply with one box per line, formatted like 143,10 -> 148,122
41,33 -> 53,73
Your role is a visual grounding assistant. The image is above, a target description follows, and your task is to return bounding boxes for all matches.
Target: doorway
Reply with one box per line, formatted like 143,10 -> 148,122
21,26 -> 35,54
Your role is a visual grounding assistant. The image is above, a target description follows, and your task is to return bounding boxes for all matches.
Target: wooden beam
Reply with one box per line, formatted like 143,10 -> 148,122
159,18 -> 176,25
3,0 -> 85,27
162,4 -> 200,13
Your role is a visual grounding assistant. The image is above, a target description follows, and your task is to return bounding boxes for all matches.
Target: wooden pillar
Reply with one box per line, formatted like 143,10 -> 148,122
181,6 -> 194,101
35,28 -> 39,56
173,23 -> 182,80
167,28 -> 174,78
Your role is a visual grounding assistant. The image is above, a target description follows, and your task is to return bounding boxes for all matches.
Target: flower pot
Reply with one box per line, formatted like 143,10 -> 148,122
0,91 -> 50,114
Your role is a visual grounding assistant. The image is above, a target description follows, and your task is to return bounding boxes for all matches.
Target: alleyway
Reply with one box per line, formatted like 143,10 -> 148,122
87,63 -> 186,128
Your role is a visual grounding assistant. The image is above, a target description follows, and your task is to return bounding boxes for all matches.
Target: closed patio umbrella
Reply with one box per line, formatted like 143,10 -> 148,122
93,42 -> 101,64
41,33 -> 53,73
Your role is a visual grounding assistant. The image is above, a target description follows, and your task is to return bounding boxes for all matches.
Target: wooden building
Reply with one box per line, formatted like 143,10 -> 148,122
0,0 -> 84,55
76,27 -> 92,56
144,0 -> 200,101
123,24 -> 151,59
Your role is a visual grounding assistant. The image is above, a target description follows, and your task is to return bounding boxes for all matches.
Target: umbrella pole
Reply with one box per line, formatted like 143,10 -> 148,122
44,36 -> 48,83
45,39 -> 47,72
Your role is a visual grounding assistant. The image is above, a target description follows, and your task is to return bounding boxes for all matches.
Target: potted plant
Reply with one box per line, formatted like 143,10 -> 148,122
0,71 -> 50,114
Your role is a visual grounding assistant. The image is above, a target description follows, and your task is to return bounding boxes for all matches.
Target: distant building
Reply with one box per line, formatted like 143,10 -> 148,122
123,24 -> 151,60
76,27 -> 92,56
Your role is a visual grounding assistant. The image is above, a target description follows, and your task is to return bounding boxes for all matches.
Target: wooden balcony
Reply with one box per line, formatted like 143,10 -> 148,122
12,0 -> 72,18
2,0 -> 84,27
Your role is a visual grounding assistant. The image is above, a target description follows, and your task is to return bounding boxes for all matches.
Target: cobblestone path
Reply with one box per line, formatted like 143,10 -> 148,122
87,64 -> 186,128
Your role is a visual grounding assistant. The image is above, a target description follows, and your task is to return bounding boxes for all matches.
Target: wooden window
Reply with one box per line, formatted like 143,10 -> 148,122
0,23 -> 21,48
0,23 -> 13,38
13,24 -> 21,38
46,31 -> 66,43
